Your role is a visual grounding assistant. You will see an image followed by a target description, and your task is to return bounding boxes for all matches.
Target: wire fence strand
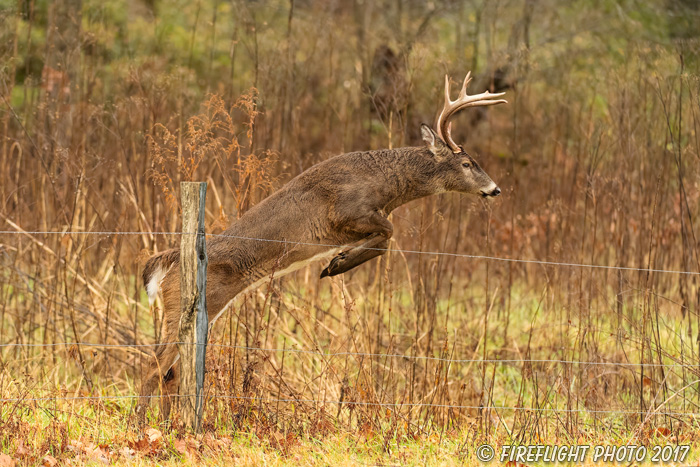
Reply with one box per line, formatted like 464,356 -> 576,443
2,341 -> 699,369
1,229 -> 699,276
1,393 -> 699,417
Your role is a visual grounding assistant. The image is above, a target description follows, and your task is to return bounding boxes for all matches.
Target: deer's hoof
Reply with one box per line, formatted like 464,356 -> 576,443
320,265 -> 337,278
320,253 -> 346,278
131,404 -> 148,428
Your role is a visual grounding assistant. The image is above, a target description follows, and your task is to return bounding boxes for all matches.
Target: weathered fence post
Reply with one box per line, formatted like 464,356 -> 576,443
178,182 -> 208,431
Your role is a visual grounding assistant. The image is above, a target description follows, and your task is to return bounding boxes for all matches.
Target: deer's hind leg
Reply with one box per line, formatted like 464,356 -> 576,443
136,262 -> 243,424
158,361 -> 180,421
136,340 -> 180,424
136,275 -> 182,423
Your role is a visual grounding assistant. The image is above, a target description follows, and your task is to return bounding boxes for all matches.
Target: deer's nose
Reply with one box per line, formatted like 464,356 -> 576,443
480,186 -> 501,198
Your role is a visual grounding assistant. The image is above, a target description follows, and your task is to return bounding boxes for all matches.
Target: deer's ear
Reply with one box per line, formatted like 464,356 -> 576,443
420,124 -> 448,157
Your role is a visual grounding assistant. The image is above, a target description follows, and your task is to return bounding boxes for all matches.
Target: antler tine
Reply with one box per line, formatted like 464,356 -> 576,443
458,71 -> 472,100
436,72 -> 508,152
444,74 -> 452,105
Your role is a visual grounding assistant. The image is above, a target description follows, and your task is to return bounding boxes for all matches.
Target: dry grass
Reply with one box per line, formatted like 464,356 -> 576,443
1,0 -> 700,464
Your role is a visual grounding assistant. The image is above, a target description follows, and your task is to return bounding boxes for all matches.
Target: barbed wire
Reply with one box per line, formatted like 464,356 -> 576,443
0,393 -> 698,417
1,229 -> 698,276
2,341 -> 699,369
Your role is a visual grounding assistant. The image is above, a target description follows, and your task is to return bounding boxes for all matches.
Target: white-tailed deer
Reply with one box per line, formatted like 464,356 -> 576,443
137,72 -> 507,420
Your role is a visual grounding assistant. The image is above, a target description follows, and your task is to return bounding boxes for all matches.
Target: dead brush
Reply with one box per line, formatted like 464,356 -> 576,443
38,419 -> 69,459
147,91 -> 278,217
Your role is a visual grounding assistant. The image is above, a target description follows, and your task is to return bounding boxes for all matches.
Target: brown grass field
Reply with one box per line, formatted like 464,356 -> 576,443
1,0 -> 700,465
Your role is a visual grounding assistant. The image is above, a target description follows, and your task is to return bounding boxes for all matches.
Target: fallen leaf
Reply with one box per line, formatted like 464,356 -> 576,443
146,428 -> 163,444
128,438 -> 150,453
119,446 -> 136,459
68,439 -> 85,453
173,437 -> 200,461
14,444 -> 29,458
174,439 -> 187,455
0,454 -> 15,467
42,455 -> 57,467
86,446 -> 109,465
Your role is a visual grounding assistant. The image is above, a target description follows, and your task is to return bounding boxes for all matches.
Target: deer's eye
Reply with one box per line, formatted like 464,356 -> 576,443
462,162 -> 471,168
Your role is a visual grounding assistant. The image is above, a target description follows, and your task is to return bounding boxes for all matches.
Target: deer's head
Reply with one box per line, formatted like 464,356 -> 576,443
421,73 -> 506,198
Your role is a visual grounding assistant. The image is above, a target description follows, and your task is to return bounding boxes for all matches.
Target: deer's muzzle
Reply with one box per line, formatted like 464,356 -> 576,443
481,186 -> 501,198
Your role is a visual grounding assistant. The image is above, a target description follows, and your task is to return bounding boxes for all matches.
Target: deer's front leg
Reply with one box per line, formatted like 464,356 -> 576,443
321,210 -> 393,278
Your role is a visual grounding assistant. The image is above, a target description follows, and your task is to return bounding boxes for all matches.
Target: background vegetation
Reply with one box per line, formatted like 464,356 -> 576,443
1,0 -> 700,464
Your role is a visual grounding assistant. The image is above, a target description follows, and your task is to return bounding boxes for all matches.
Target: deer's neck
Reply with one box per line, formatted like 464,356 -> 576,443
381,147 -> 445,212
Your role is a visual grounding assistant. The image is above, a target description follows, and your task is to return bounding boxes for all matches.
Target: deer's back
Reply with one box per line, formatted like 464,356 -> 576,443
207,148 -> 413,280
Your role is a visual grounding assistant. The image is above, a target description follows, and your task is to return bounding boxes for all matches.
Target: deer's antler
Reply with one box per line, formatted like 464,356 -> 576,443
436,72 -> 508,153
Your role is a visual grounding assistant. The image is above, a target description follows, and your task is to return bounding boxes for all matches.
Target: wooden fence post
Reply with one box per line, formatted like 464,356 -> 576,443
178,182 -> 208,431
